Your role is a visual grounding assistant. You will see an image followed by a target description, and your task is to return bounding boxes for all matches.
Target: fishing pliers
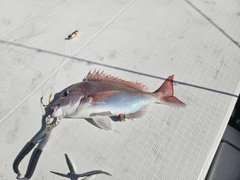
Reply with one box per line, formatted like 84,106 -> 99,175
13,116 -> 60,180
50,154 -> 112,180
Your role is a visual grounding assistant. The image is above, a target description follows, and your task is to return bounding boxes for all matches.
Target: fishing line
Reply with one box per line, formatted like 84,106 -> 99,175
40,38 -> 67,114
14,37 -> 70,180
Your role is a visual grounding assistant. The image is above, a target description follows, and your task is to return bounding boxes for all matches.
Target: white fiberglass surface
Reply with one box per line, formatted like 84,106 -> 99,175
0,0 -> 240,179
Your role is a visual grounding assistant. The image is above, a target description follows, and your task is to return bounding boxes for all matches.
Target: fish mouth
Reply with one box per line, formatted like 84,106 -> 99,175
50,103 -> 57,112
50,107 -> 56,117
50,104 -> 62,118
49,94 -> 83,118
51,108 -> 63,118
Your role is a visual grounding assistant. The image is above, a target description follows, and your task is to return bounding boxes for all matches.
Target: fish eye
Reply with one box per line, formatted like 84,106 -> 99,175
62,90 -> 69,97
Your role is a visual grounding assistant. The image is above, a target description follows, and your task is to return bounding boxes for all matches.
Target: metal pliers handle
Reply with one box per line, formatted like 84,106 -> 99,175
13,116 -> 60,180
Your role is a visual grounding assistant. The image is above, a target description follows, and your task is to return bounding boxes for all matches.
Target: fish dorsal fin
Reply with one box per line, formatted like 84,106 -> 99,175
84,70 -> 148,92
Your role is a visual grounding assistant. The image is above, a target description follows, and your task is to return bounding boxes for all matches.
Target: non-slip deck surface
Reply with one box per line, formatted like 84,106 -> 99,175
0,0 -> 240,179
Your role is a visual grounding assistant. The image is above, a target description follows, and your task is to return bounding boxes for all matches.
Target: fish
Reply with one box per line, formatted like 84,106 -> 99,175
50,70 -> 186,130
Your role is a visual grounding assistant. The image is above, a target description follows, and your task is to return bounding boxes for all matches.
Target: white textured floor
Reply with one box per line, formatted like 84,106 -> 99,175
1,0 -> 240,179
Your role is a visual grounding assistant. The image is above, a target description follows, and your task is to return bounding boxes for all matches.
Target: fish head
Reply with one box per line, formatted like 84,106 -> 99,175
50,88 -> 83,118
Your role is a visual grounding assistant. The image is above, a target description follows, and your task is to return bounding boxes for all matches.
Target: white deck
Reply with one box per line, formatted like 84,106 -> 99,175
1,0 -> 240,179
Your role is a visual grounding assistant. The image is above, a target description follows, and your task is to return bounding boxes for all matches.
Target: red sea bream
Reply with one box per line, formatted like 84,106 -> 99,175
50,70 -> 186,130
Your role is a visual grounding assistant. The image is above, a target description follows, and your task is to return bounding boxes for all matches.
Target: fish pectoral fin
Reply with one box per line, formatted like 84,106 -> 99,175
126,106 -> 148,119
91,117 -> 112,131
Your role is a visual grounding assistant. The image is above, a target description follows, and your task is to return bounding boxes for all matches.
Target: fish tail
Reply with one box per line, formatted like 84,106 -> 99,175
154,75 -> 186,107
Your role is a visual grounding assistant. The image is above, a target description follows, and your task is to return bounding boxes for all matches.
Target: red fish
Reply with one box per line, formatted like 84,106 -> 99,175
50,70 -> 186,130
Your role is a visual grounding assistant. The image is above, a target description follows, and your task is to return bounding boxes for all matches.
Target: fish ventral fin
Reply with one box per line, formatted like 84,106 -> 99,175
155,75 -> 186,107
91,117 -> 112,131
84,69 -> 149,92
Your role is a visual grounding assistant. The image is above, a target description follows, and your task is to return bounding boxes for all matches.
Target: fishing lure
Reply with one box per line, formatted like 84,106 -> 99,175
68,30 -> 78,39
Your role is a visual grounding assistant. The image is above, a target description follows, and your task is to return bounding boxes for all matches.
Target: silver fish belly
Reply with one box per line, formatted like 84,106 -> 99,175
71,90 -> 158,118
